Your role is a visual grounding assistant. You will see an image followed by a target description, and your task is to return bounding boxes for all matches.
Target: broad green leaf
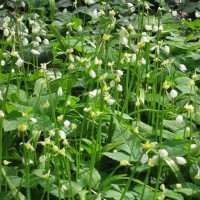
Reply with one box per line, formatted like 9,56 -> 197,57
102,151 -> 133,162
79,167 -> 101,190
165,189 -> 184,200
112,122 -> 141,160
34,78 -> 47,96
102,141 -> 125,152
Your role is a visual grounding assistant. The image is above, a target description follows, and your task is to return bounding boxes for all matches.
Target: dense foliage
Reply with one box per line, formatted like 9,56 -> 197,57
0,0 -> 200,199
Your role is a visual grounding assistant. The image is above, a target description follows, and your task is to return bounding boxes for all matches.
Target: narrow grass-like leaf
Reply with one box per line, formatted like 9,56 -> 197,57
48,24 -> 67,51
49,0 -> 55,22
164,157 -> 185,183
2,168 -> 26,200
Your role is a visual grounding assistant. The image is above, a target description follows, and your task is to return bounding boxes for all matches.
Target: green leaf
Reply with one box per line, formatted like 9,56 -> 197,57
112,122 -> 141,160
102,151 -> 133,162
34,78 -> 47,96
102,141 -> 125,152
165,189 -> 184,200
49,0 -> 55,21
2,168 -> 26,200
79,167 -> 101,190
48,24 -> 67,51
164,157 -> 185,183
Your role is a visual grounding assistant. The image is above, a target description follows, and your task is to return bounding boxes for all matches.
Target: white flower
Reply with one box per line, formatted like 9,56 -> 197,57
117,84 -> 123,92
15,57 -> 24,67
164,45 -> 170,54
23,38 -> 29,46
176,157 -> 187,165
153,25 -> 158,32
31,49 -> 40,55
176,115 -> 183,123
0,110 -> 5,118
29,117 -> 37,124
88,89 -> 97,98
131,54 -> 137,62
141,153 -> 148,164
191,144 -> 197,149
21,1 -> 25,7
176,183 -> 182,189
184,103 -> 194,113
3,28 -> 9,37
110,80 -> 115,88
63,120 -> 70,127
78,25 -> 83,32
158,25 -> 163,31
117,70 -> 123,77
121,37 -> 128,46
145,25 -> 152,31
89,69 -> 96,79
57,87 -> 63,97
107,98 -> 115,106
172,10 -> 178,17
127,3 -> 135,12
85,0 -> 95,5
36,36 -> 42,43
179,64 -> 187,72
63,8 -> 67,14
39,155 -> 46,163
58,130 -> 66,140
158,149 -> 168,157
141,58 -> 146,65
169,89 -> 178,99
43,39 -> 49,45
1,60 -> 5,66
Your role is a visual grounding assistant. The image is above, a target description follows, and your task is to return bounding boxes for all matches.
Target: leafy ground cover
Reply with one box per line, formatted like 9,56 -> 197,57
0,0 -> 200,199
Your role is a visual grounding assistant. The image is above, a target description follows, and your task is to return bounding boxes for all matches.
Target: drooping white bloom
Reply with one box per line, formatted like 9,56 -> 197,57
191,144 -> 197,149
145,25 -> 152,31
117,84 -> 123,92
169,89 -> 178,99
63,120 -> 70,127
21,1 -> 25,7
39,155 -> 46,163
127,3 -> 135,12
179,64 -> 187,72
57,87 -> 63,97
1,60 -> 5,66
36,36 -> 42,43
172,10 -> 178,17
43,39 -> 49,45
164,45 -> 170,54
23,38 -> 29,46
184,103 -> 194,113
153,25 -> 158,32
176,157 -> 187,165
141,58 -> 146,65
0,110 -> 5,118
110,80 -> 115,88
121,37 -> 128,46
89,69 -> 96,79
88,89 -> 97,98
117,70 -> 123,77
107,98 -> 115,106
29,117 -> 37,124
63,8 -> 67,14
31,49 -> 40,55
3,28 -> 9,37
176,115 -> 183,123
78,25 -> 83,32
131,54 -> 137,62
158,149 -> 168,157
15,57 -> 24,67
158,25 -> 163,31
141,153 -> 148,164
58,130 -> 66,140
